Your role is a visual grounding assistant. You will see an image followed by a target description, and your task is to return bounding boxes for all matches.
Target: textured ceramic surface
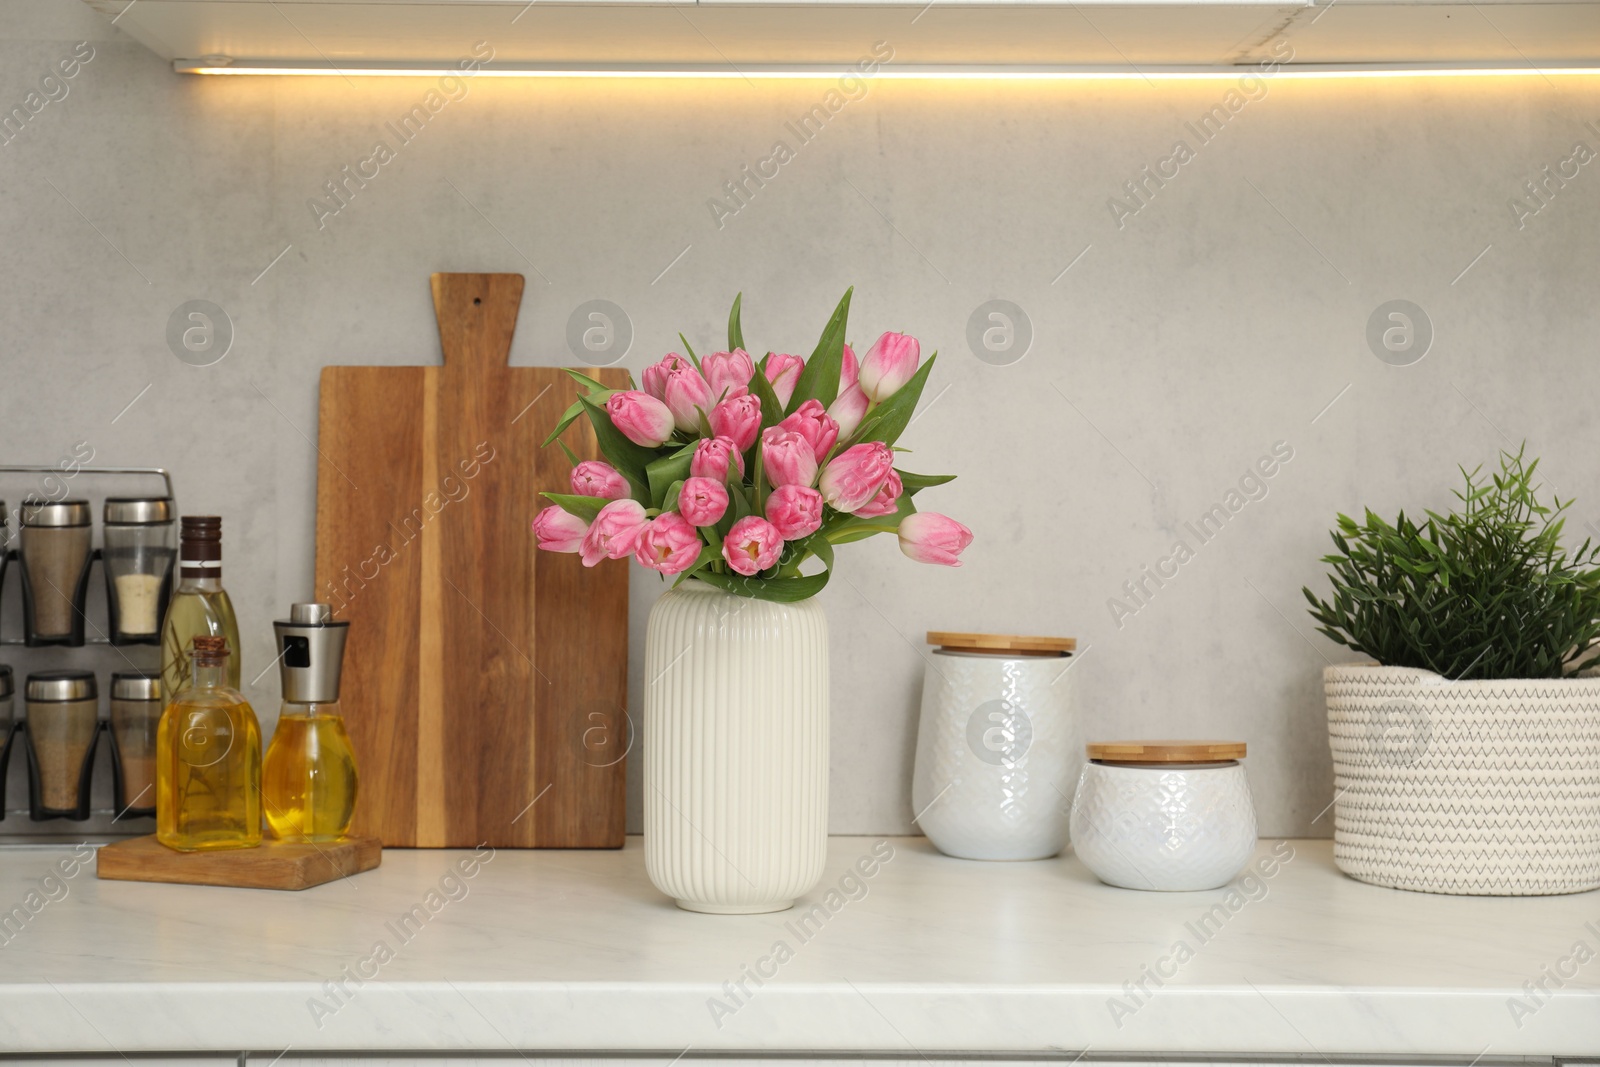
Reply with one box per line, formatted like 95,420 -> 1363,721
1070,760 -> 1257,890
1325,664 -> 1600,896
912,651 -> 1077,859
3,839 -> 1599,1055
643,582 -> 828,912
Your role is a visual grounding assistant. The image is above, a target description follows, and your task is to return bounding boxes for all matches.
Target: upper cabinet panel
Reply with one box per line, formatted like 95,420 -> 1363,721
81,0 -> 1600,68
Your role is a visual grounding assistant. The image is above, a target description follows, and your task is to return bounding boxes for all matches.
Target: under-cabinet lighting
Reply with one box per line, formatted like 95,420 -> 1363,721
174,60 -> 1600,79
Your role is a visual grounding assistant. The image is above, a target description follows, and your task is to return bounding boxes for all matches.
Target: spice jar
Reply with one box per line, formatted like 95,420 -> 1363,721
1070,740 -> 1258,891
18,500 -> 95,646
0,501 -> 9,595
911,631 -> 1080,860
109,671 -> 161,818
103,497 -> 175,645
0,665 -> 13,739
25,670 -> 100,820
0,666 -> 14,820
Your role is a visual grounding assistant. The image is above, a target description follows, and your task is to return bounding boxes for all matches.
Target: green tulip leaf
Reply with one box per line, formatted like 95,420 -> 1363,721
539,493 -> 608,523
729,292 -> 746,352
697,568 -> 831,603
786,288 -> 852,416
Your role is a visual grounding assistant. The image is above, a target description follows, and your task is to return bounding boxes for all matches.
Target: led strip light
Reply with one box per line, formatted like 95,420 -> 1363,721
173,59 -> 1600,79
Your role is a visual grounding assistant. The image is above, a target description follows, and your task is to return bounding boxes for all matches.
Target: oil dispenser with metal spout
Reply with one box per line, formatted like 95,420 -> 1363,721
262,602 -> 358,841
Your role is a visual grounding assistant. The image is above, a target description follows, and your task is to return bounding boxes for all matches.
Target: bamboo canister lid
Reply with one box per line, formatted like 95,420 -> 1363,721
1087,740 -> 1247,764
926,632 -> 1076,656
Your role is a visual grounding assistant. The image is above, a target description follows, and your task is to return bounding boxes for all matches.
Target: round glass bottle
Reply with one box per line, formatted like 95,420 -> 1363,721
263,603 -> 357,841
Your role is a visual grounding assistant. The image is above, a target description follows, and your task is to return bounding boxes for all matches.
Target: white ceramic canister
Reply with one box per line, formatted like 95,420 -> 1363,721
911,632 -> 1079,861
1070,740 -> 1257,891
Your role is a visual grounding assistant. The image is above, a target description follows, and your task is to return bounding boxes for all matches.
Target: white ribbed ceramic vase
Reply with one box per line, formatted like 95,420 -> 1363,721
1325,664 -> 1600,896
644,581 -> 829,913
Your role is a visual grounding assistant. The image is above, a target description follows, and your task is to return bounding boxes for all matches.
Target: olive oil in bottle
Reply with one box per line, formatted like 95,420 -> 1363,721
160,516 -> 241,696
263,603 -> 358,841
156,635 -> 262,851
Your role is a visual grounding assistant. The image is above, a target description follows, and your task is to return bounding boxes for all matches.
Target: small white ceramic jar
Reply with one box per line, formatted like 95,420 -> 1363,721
1070,741 -> 1257,891
911,631 -> 1079,861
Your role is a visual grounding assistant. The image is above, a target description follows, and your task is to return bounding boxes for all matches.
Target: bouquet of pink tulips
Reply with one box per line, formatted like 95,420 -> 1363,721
532,290 -> 971,602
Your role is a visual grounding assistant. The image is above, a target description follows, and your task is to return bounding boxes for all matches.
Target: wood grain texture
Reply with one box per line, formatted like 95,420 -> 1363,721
927,632 -> 1076,655
1086,740 -> 1247,763
314,272 -> 628,848
96,835 -> 381,891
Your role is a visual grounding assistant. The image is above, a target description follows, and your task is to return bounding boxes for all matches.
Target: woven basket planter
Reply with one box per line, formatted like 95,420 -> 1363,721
1324,664 -> 1600,896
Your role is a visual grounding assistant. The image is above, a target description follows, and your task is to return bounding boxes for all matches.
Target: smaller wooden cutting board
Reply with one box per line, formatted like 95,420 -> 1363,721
97,834 -> 381,891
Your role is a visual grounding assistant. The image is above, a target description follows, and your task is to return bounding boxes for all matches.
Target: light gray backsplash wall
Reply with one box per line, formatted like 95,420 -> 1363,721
5,0 -> 1598,837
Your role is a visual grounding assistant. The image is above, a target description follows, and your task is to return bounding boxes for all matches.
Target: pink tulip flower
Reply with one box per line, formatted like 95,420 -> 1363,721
690,435 -> 745,482
827,384 -> 871,438
840,343 -> 859,390
532,505 -> 589,553
678,476 -> 729,527
580,499 -> 649,567
853,469 -> 903,518
898,512 -> 972,567
764,353 -> 804,407
722,515 -> 783,576
760,426 -> 819,488
778,399 -> 839,463
570,460 -> 629,500
642,353 -> 695,401
818,442 -> 894,513
857,332 -> 920,403
702,349 -> 756,402
634,513 -> 702,575
765,485 -> 823,540
709,394 -> 762,451
606,391 -> 675,448
661,366 -> 714,433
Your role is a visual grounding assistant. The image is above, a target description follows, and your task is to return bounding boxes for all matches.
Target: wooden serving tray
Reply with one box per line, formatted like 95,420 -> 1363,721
96,834 -> 382,890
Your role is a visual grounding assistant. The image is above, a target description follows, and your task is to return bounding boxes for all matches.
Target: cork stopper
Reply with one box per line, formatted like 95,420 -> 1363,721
191,635 -> 229,666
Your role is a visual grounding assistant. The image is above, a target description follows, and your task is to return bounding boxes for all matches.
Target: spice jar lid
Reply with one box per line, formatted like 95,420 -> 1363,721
104,497 -> 174,525
0,665 -> 12,701
110,670 -> 162,702
1087,740 -> 1247,764
26,670 -> 97,703
20,500 -> 92,528
927,631 -> 1076,656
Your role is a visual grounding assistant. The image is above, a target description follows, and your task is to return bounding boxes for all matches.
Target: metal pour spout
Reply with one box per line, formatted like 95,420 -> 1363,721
274,602 -> 349,704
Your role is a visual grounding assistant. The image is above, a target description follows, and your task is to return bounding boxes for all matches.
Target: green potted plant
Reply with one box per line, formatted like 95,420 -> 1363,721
1304,446 -> 1600,895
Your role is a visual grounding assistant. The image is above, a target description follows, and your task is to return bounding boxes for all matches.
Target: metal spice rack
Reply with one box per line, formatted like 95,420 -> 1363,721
0,466 -> 176,834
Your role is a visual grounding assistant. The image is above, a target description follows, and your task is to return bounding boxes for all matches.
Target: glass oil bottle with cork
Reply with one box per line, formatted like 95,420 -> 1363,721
156,635 -> 262,851
161,516 -> 241,698
263,603 -> 358,841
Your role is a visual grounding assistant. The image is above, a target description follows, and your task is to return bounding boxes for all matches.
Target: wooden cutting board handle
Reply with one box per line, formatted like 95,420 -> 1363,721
431,272 -> 526,373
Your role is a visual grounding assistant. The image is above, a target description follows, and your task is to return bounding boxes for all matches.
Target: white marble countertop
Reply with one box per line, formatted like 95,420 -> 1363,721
0,836 -> 1596,1058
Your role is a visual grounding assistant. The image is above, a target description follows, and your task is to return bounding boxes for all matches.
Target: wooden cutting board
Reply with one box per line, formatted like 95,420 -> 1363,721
314,272 -> 629,848
97,835 -> 382,891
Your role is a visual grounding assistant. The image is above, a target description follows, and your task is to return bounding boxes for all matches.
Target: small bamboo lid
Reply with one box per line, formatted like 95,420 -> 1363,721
1087,740 -> 1246,764
927,632 -> 1076,656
